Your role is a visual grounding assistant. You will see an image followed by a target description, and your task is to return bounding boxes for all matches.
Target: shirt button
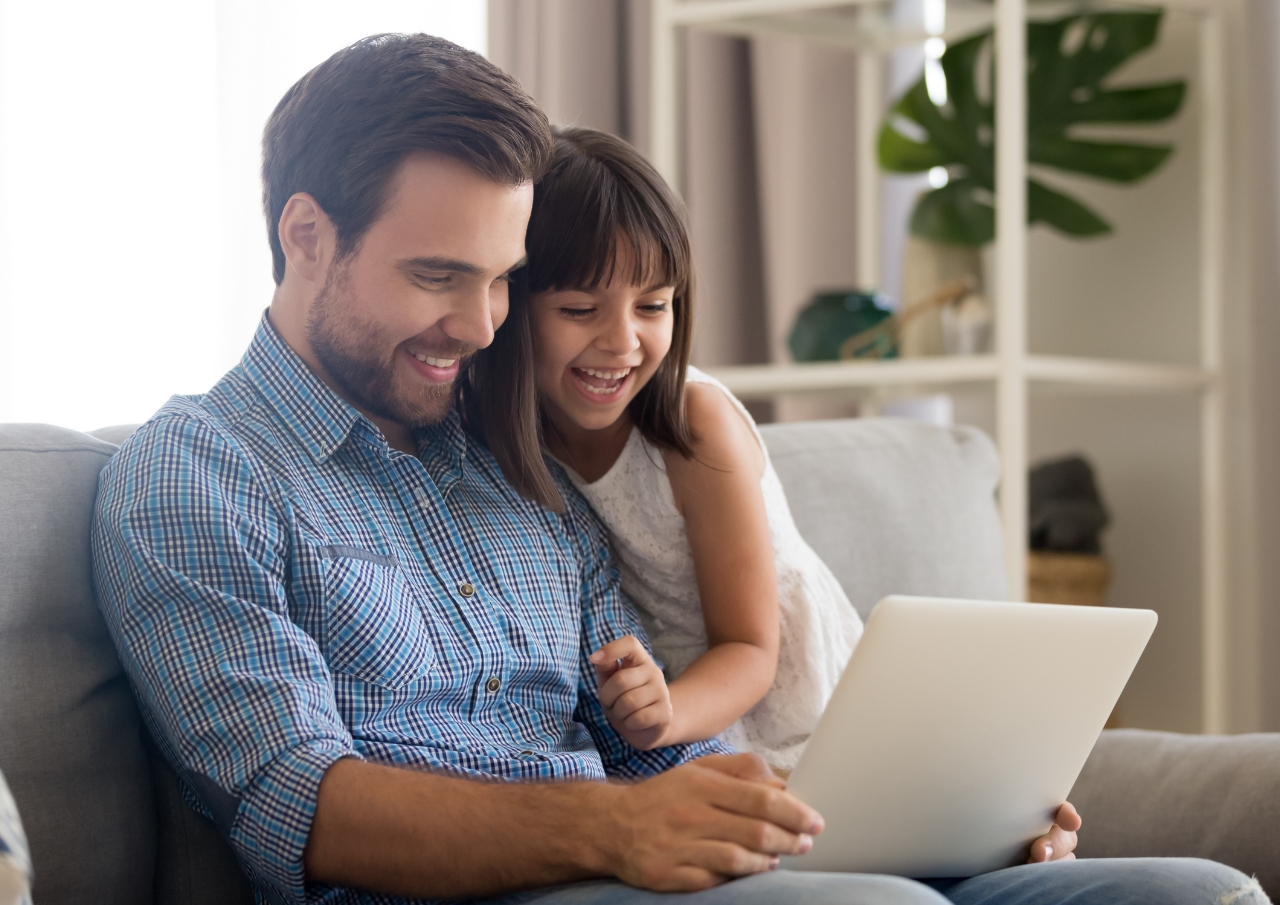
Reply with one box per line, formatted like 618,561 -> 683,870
458,581 -> 476,598
485,676 -> 501,693
519,750 -> 535,757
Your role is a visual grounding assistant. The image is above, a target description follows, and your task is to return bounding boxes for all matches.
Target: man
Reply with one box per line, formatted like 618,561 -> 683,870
92,33 -> 1262,905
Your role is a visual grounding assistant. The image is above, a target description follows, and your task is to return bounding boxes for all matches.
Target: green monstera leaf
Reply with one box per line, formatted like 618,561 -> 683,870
879,10 -> 1186,246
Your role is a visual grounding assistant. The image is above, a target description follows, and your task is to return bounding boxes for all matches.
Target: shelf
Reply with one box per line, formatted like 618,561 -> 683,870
655,0 -> 1230,732
703,355 -> 1211,399
667,0 -> 1217,54
669,0 -> 992,52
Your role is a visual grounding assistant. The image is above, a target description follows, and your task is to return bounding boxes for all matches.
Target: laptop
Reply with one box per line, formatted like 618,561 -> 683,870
782,595 -> 1156,878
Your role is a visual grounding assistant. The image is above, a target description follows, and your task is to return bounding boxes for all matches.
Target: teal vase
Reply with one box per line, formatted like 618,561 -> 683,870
788,291 -> 897,362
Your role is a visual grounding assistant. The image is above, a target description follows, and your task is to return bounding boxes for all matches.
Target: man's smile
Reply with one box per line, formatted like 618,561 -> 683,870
405,348 -> 462,382
413,351 -> 457,368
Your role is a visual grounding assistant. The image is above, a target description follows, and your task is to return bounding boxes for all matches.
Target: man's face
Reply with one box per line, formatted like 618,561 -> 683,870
307,153 -> 533,428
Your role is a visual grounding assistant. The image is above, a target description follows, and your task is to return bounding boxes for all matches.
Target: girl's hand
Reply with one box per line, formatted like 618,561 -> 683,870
589,636 -> 674,751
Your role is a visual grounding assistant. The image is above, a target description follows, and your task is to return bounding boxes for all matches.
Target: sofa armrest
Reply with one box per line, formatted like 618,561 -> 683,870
1069,729 -> 1280,894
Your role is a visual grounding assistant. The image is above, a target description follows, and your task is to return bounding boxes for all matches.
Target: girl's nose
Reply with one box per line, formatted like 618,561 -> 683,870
597,311 -> 640,355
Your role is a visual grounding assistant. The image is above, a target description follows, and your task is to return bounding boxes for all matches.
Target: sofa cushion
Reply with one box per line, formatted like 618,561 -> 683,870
761,418 -> 1007,618
147,737 -> 254,905
90,424 -> 142,445
1070,728 -> 1280,896
0,423 -> 156,905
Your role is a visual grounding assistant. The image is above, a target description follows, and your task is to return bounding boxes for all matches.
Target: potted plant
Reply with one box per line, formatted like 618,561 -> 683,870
879,9 -> 1186,355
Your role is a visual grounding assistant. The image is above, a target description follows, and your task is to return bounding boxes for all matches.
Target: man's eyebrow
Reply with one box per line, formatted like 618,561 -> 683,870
397,255 -> 529,277
397,256 -> 485,276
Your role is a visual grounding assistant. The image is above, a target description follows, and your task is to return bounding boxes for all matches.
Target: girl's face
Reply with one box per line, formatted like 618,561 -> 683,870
529,266 -> 676,436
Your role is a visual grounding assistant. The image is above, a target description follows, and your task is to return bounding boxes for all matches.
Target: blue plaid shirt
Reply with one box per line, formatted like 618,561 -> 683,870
91,316 -> 727,905
0,767 -> 31,905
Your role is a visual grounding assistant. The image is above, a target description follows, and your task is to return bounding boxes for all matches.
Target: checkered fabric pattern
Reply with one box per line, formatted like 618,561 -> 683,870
92,316 -> 728,905
0,768 -> 31,905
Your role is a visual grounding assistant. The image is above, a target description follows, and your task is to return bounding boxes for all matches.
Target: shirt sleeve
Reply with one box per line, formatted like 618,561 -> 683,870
557,478 -> 733,779
91,410 -> 356,904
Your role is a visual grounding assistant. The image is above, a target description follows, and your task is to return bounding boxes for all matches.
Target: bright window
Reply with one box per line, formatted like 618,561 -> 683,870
0,0 -> 487,430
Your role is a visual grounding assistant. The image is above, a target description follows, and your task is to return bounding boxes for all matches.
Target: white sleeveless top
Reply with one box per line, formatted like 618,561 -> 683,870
562,367 -> 863,770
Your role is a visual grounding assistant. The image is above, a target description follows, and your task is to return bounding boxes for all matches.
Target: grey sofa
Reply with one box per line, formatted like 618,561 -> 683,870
0,418 -> 1276,905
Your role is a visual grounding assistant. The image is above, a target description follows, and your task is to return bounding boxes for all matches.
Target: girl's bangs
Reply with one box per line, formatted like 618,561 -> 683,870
525,153 -> 690,296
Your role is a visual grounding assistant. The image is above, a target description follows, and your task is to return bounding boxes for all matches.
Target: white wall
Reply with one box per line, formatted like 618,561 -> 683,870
0,0 -> 486,432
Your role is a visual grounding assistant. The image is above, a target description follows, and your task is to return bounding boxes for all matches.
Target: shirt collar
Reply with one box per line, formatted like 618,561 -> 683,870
415,404 -> 470,491
241,312 -> 473,472
240,313 -> 365,464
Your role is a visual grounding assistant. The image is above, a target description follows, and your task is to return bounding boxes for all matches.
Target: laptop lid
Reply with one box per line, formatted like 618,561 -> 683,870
783,595 -> 1156,877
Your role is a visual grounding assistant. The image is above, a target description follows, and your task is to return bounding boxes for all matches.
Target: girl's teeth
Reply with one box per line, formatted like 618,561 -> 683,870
573,367 -> 630,395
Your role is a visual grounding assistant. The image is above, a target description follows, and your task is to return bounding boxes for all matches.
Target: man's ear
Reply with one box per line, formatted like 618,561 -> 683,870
277,192 -> 336,285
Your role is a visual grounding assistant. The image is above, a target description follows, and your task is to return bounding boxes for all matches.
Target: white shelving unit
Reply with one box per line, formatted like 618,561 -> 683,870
649,0 -> 1229,732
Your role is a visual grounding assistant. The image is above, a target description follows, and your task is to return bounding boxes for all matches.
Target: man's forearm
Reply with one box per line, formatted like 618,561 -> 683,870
304,758 -> 623,899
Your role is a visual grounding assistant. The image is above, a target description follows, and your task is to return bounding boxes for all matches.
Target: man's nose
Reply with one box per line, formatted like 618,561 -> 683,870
440,285 -> 500,350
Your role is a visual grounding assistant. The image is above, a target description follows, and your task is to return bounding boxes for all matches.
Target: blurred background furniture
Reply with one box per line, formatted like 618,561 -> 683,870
0,419 -> 1275,904
646,0 -> 1230,734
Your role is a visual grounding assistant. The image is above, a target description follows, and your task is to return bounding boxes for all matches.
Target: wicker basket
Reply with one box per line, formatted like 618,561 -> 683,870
1027,552 -> 1112,607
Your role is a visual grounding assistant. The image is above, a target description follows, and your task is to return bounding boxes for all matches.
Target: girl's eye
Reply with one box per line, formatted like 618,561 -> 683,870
639,302 -> 670,315
560,307 -> 595,319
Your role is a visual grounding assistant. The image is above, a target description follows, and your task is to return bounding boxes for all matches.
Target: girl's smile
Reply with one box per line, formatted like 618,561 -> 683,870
569,366 -> 634,403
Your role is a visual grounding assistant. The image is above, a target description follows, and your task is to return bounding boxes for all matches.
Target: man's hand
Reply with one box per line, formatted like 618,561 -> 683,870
305,752 -> 822,899
590,636 -> 674,750
1027,802 -> 1081,863
598,753 -> 823,891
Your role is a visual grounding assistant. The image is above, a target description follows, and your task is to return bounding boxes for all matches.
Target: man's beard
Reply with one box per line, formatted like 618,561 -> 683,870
306,260 -> 471,430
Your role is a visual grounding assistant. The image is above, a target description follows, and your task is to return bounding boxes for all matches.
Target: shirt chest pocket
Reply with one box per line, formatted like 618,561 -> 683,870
318,548 -> 435,689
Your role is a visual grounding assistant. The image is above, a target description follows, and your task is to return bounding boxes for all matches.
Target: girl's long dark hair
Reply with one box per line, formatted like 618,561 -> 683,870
459,126 -> 696,512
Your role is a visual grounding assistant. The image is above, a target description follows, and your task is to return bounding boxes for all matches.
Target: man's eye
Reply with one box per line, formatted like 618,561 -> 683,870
416,274 -> 452,289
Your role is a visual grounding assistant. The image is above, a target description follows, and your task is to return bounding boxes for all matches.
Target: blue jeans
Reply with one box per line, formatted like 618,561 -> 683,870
493,859 -> 1269,905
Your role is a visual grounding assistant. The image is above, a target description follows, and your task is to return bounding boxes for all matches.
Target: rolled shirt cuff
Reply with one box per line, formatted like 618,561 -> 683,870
229,738 -> 360,904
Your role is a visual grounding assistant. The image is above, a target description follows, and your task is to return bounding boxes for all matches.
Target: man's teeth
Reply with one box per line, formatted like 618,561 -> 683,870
413,352 -> 457,367
581,368 -> 631,380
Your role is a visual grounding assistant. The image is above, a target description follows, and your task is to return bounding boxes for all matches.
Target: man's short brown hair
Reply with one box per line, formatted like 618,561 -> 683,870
262,33 -> 552,284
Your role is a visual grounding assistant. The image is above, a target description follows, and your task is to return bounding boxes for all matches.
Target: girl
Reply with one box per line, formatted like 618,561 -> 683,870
465,126 -> 862,771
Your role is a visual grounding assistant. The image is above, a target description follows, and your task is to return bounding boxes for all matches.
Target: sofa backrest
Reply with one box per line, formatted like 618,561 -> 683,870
760,418 -> 1007,618
0,424 -> 157,904
0,416 -> 1005,904
0,423 -> 253,905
